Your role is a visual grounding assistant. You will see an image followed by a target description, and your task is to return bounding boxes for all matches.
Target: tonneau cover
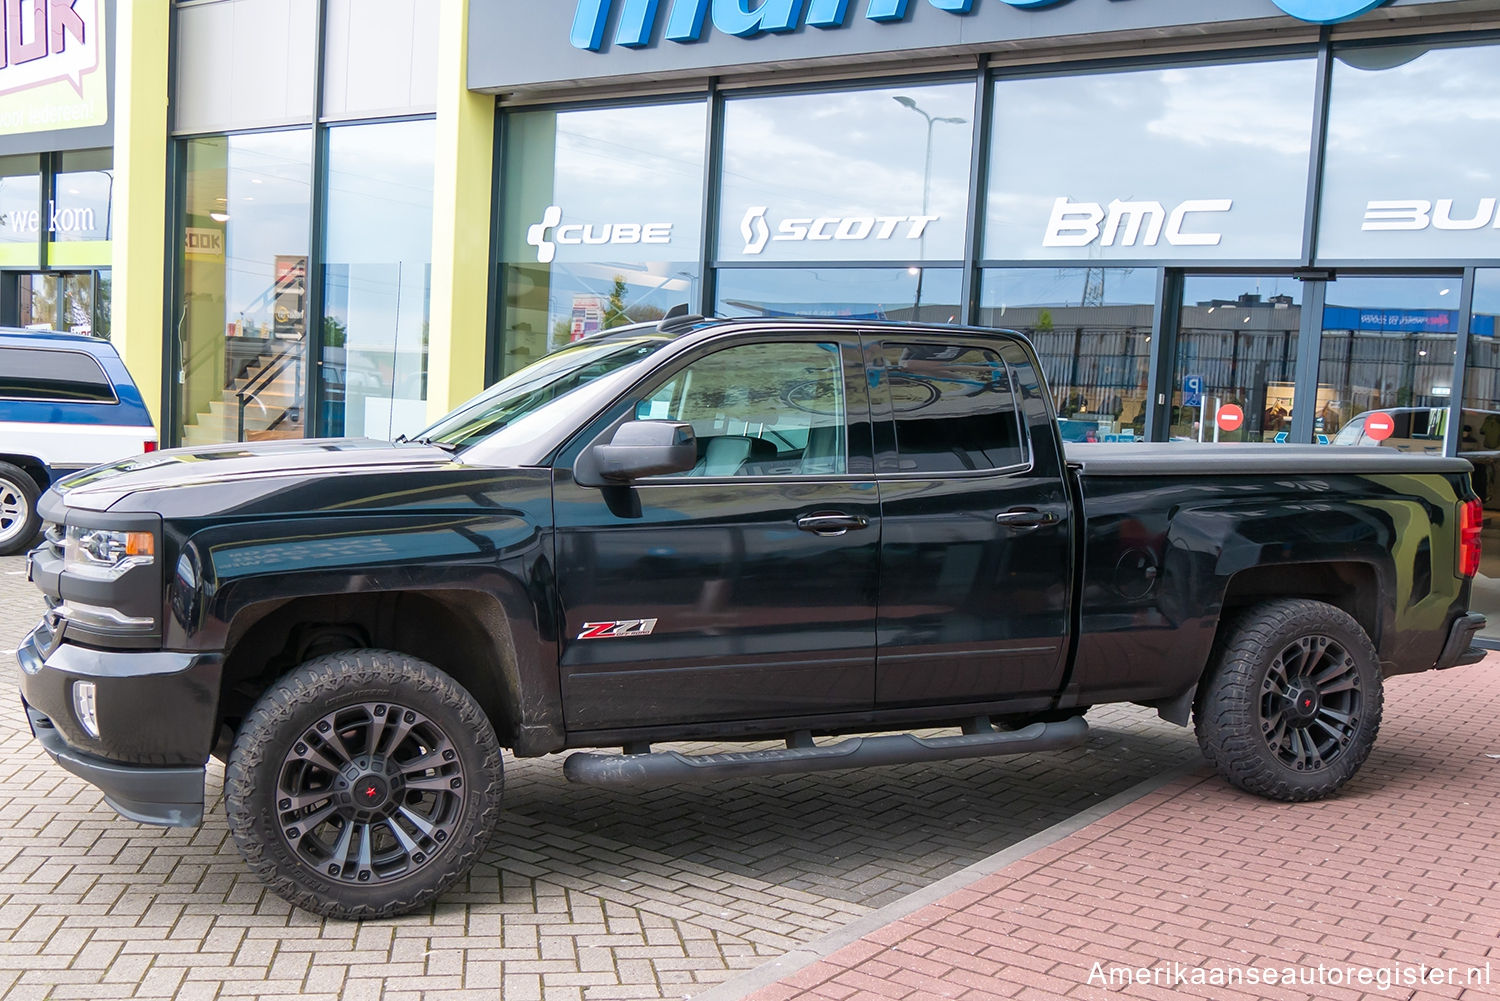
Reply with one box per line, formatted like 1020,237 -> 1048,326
1066,442 -> 1474,477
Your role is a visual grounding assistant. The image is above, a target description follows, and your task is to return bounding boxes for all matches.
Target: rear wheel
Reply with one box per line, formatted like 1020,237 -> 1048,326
0,461 -> 41,556
225,650 -> 503,919
1195,599 -> 1382,801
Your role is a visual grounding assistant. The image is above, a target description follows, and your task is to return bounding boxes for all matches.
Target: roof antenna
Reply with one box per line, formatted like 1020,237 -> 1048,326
658,303 -> 705,332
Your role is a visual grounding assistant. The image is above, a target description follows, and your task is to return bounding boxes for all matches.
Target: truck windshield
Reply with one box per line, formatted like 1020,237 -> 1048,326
415,335 -> 671,449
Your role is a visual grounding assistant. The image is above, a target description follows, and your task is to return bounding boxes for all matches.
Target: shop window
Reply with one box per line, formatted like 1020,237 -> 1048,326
718,81 -> 974,265
1170,276 -> 1303,443
53,149 -> 113,243
716,267 -> 962,324
176,130 -> 311,447
1461,270 -> 1500,644
319,119 -> 435,440
984,58 -> 1316,263
1320,42 -> 1500,261
977,268 -> 1157,442
0,155 -> 41,266
498,101 -> 706,377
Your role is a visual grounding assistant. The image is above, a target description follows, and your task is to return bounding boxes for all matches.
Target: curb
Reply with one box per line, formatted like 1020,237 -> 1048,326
688,762 -> 1206,1001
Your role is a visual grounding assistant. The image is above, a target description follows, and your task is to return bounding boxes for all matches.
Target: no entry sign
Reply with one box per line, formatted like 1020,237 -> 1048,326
1365,411 -> 1395,442
1217,404 -> 1244,433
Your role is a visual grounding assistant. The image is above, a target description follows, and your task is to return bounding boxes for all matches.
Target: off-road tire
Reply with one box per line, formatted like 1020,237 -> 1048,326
0,461 -> 41,556
1195,598 -> 1382,802
225,650 -> 503,919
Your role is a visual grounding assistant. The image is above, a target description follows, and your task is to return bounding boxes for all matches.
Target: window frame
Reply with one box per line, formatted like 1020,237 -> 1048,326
865,332 -> 1033,478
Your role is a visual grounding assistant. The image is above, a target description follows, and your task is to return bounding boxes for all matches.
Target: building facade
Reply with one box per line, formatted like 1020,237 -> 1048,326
7,0 -> 1500,635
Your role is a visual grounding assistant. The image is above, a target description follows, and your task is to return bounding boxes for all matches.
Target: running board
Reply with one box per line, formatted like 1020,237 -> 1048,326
562,716 -> 1089,789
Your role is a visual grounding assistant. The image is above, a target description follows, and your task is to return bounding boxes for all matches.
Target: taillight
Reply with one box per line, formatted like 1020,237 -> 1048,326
1459,498 -> 1482,578
144,441 -> 157,453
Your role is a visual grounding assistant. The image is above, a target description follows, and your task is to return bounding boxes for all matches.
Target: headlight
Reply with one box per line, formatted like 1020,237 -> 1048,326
63,526 -> 156,580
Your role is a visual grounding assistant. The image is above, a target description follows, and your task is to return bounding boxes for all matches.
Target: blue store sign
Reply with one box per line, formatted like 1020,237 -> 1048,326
570,0 -> 1392,52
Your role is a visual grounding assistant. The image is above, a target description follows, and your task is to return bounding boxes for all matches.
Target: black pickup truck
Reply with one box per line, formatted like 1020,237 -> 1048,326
17,316 -> 1487,919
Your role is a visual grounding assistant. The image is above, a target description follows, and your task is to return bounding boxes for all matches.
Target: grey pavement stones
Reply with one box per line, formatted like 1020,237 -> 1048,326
0,552 -> 1202,999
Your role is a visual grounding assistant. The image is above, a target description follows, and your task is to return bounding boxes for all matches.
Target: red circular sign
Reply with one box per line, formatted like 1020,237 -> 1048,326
1365,411 -> 1395,442
1216,404 -> 1245,432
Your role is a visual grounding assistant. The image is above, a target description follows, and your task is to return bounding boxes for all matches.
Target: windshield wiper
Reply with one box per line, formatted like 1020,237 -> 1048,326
411,436 -> 459,453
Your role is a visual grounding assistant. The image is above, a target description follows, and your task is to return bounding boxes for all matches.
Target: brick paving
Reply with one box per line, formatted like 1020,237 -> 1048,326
0,552 -> 1200,1001
733,655 -> 1500,1001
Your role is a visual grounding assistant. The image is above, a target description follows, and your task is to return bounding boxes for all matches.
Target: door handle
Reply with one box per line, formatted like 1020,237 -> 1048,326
797,513 -> 870,536
995,509 -> 1058,529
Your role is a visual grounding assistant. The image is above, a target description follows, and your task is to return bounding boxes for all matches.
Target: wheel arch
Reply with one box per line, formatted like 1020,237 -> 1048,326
215,588 -> 551,756
0,455 -> 50,492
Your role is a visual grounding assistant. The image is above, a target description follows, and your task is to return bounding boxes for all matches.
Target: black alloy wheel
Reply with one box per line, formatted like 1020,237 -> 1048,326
275,701 -> 466,886
1258,633 -> 1363,773
1195,598 -> 1382,801
226,650 -> 503,919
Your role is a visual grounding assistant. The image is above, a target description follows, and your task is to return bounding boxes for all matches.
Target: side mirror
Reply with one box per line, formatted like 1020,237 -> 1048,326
583,420 -> 697,484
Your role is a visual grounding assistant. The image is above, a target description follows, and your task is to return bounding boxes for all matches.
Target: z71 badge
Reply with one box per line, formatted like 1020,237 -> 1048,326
577,618 -> 659,640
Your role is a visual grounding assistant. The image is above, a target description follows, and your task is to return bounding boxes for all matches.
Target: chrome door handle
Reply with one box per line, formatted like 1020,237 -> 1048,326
995,509 -> 1057,529
797,513 -> 870,536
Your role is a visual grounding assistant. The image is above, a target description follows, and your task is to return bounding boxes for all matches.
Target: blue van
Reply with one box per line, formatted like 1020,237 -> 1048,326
0,331 -> 157,555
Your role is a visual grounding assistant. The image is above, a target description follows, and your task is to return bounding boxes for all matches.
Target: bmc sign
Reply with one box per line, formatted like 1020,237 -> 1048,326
571,0 -> 1390,51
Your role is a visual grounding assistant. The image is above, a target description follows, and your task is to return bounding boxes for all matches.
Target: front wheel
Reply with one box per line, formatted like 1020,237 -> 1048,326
1195,599 -> 1382,801
225,650 -> 503,919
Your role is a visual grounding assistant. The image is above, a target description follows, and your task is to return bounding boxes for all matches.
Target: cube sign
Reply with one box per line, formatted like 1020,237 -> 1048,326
1217,404 -> 1244,433
1364,411 -> 1396,442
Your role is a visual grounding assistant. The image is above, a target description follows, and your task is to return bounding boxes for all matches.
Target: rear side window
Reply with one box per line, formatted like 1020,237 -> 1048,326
0,346 -> 117,403
883,341 -> 1024,473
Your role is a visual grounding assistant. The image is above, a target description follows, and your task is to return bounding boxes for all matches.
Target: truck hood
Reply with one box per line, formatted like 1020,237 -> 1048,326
52,438 -> 461,512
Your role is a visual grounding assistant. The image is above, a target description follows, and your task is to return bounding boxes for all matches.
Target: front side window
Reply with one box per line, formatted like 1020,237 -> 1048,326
881,342 -> 1023,472
643,342 -> 847,477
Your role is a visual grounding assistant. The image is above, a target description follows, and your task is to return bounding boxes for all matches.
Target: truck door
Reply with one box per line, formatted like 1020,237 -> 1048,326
552,334 -> 879,732
866,333 -> 1073,711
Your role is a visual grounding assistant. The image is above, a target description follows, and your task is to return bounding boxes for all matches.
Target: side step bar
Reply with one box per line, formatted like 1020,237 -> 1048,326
562,716 -> 1089,789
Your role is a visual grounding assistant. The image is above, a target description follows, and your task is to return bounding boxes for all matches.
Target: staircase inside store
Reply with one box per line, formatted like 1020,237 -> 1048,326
181,342 -> 303,447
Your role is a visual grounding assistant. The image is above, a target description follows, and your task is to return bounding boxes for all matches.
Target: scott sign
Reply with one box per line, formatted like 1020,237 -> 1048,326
571,0 -> 1390,52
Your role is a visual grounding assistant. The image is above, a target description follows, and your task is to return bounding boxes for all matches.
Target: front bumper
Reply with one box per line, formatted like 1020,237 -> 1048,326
23,703 -> 204,827
1434,611 -> 1487,671
17,617 -> 221,828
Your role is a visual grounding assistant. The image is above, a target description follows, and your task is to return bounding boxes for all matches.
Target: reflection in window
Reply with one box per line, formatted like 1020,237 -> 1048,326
1172,277 -> 1302,443
1321,42 -> 1500,260
716,267 -> 962,324
882,342 -> 1022,472
0,154 -> 41,258
53,149 -> 113,243
719,82 -> 973,264
320,119 -> 435,440
978,269 -> 1156,442
985,58 -> 1315,263
177,130 -> 311,446
1460,270 -> 1500,642
646,342 -> 847,477
499,102 -> 705,377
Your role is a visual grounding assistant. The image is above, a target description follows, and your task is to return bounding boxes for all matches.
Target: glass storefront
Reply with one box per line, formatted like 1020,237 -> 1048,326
717,267 -> 963,324
320,119 -> 436,440
1171,276 -> 1303,443
1462,270 -> 1500,643
985,58 -> 1317,264
176,130 -> 312,447
497,101 -> 706,378
977,268 -> 1157,442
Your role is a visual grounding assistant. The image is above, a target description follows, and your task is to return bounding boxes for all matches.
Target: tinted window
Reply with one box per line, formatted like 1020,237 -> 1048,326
883,342 -> 1022,472
0,347 -> 116,403
642,341 -> 847,477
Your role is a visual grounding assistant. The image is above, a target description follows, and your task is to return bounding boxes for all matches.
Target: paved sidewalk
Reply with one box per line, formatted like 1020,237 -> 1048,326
0,553 -> 1199,1001
721,656 -> 1500,1001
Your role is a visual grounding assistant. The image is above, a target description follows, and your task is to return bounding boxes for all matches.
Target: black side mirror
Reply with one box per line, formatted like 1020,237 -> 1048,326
578,420 -> 697,485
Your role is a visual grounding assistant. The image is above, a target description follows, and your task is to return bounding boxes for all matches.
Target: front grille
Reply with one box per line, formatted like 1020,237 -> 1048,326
41,522 -> 63,561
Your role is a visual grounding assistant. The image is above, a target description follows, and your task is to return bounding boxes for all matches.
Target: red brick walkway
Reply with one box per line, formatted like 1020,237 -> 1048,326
745,657 -> 1500,1001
